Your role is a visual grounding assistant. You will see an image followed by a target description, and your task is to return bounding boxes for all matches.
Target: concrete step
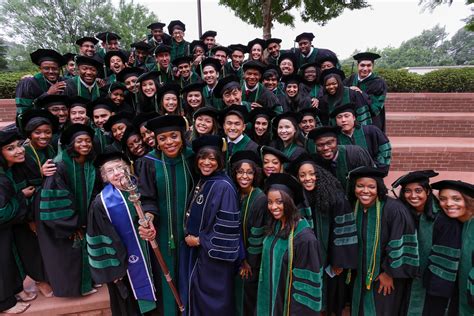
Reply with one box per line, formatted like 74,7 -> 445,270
386,112 -> 474,138
385,93 -> 474,113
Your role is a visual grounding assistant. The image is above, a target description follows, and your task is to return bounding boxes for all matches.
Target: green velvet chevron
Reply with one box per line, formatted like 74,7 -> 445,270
427,244 -> 461,282
86,233 -> 120,269
292,267 -> 323,312
388,233 -> 420,269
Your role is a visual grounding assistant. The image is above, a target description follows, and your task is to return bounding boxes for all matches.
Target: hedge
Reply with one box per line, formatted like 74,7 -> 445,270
0,67 -> 473,98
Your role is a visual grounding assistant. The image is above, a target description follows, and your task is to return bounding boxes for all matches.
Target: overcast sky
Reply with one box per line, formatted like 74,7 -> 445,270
133,0 -> 471,59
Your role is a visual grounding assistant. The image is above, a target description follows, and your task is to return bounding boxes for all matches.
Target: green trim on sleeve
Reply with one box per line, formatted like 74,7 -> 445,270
39,209 -> 74,221
86,234 -> 113,245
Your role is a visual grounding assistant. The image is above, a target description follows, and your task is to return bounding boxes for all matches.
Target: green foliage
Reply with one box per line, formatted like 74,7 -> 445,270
421,68 -> 474,92
0,38 -> 7,70
376,69 -> 424,92
0,71 -> 33,99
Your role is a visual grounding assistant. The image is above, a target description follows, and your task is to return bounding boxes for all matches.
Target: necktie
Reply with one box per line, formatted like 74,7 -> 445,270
228,142 -> 235,156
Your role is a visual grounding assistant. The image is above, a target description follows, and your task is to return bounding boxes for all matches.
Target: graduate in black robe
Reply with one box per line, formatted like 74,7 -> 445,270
257,173 -> 323,315
230,151 -> 268,316
270,112 -> 307,162
35,124 -> 101,297
63,55 -> 103,102
179,136 -> 240,316
241,61 -> 279,110
87,98 -> 115,155
348,167 -> 420,316
292,32 -> 337,69
87,150 -> 159,315
116,67 -> 144,113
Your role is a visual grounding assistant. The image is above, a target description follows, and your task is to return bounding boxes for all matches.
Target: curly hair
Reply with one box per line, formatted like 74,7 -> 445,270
265,189 -> 301,239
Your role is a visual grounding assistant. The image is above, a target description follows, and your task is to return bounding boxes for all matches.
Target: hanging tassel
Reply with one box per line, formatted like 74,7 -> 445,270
169,234 -> 176,250
345,269 -> 352,285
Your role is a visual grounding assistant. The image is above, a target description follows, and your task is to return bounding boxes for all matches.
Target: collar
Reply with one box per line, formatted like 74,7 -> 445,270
79,77 -> 97,89
358,72 -> 372,82
244,82 -> 258,92
332,149 -> 339,162
302,47 -> 314,58
227,134 -> 244,144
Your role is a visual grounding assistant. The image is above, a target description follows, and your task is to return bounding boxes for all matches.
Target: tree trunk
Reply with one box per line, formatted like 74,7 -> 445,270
262,0 -> 272,39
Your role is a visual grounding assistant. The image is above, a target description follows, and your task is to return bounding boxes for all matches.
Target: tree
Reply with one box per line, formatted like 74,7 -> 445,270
218,0 -> 368,39
448,27 -> 474,65
0,38 -> 8,70
419,0 -> 473,31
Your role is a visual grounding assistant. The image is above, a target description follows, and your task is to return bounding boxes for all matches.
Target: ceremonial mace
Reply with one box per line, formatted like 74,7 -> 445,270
121,172 -> 185,313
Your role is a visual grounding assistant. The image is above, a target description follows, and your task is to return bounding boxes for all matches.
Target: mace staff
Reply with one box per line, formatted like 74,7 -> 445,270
121,172 -> 185,313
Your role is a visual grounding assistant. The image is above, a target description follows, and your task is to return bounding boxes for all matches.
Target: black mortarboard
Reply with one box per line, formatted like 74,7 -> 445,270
295,32 -> 315,42
152,44 -> 171,55
96,31 -> 121,42
200,30 -> 217,39
63,53 -> 77,62
431,180 -> 474,198
299,62 -> 318,71
259,146 -> 290,163
75,36 -> 99,46
247,38 -> 266,50
94,148 -> 130,168
103,112 -> 133,132
391,170 -> 439,189
104,50 -> 128,66
106,82 -> 127,93
316,54 -> 339,68
348,166 -> 388,180
228,44 -> 247,54
281,74 -> 302,85
329,103 -> 356,118
116,67 -> 144,82
30,49 -> 66,66
192,135 -> 225,153
242,60 -> 265,74
136,71 -> 160,84
168,20 -> 186,33
190,40 -> 208,53
69,96 -> 89,109
35,94 -> 70,109
320,68 -> 345,85
213,75 -> 241,98
157,83 -> 181,99
247,107 -> 275,123
287,152 -> 316,176
87,98 -> 116,118
182,82 -> 206,94
172,55 -> 193,66
230,150 -> 261,166
298,107 -> 321,121
130,41 -> 151,51
132,112 -> 160,129
307,126 -> 340,140
262,64 -> 282,79
21,109 -> 59,136
265,173 -> 304,205
211,45 -> 231,56
75,55 -> 103,70
219,104 -> 248,123
193,106 -> 219,120
0,127 -> 24,148
60,123 -> 94,145
353,52 -> 381,62
200,57 -> 222,73
147,22 -> 166,30
266,38 -> 282,45
278,52 -> 297,67
145,115 -> 186,134
272,112 -> 301,129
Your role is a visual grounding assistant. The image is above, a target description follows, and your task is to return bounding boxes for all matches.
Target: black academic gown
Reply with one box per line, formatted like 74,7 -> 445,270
241,83 -> 279,110
63,76 -> 101,101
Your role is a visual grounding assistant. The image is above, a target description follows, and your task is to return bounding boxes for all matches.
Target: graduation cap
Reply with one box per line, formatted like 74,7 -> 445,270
247,38 -> 266,50
21,109 -> 59,136
431,180 -> 474,198
348,166 -> 388,181
265,172 -> 304,205
132,112 -> 160,129
156,83 -> 181,99
105,82 -> 127,93
145,115 -> 187,135
190,40 -> 208,53
130,41 -> 151,51
200,30 -> 217,39
228,44 -> 247,54
35,94 -> 70,109
193,106 -> 219,120
329,103 -> 356,118
182,82 -> 206,95
298,107 -> 321,121
211,45 -> 231,56
104,50 -> 128,66
94,148 -> 130,168
229,150 -> 261,166
136,71 -> 160,84
200,57 -> 222,73
30,49 -> 66,66
247,107 -> 275,123
272,111 -> 301,130
353,52 -> 381,63
391,170 -> 439,189
278,52 -> 297,67
0,127 -> 24,148
262,64 -> 282,79
213,75 -> 241,98
75,36 -> 99,46
242,60 -> 266,74
103,111 -> 133,132
299,62 -> 318,72
87,98 -> 116,118
152,44 -> 171,55
316,54 -> 339,68
295,32 -> 315,42
75,55 -> 103,70
69,96 -> 89,109
266,38 -> 282,45
63,53 -> 77,62
219,104 -> 248,123
147,22 -> 166,30
116,67 -> 144,83
96,31 -> 121,42
192,135 -> 225,153
281,74 -> 302,85
172,55 -> 193,67
259,145 -> 290,164
287,152 -> 316,176
307,126 -> 341,140
168,20 -> 186,33
60,123 -> 94,145
320,68 -> 345,85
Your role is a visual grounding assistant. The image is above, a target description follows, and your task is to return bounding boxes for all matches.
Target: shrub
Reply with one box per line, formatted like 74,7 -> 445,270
0,71 -> 32,99
377,69 -> 423,92
421,68 -> 474,92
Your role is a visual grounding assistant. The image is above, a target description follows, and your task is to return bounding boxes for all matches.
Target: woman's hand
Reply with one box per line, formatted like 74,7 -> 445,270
21,186 -> 35,198
185,235 -> 200,247
376,272 -> 394,296
239,260 -> 252,280
311,98 -> 319,108
349,86 -> 362,93
41,159 -> 57,177
138,220 -> 156,241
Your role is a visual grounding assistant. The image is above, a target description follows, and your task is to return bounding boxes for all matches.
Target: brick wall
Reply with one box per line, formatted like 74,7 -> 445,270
387,119 -> 474,137
386,93 -> 474,112
391,151 -> 474,171
0,99 -> 17,122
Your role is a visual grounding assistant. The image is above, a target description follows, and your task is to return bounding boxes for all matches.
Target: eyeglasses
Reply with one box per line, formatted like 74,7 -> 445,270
103,165 -> 127,176
237,170 -> 255,176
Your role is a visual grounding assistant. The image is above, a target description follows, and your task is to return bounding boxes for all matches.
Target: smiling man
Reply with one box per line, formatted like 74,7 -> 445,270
63,55 -> 103,101
241,61 -> 279,111
200,57 -> 224,110
293,32 -> 338,69
75,36 -> 98,57
172,55 -> 201,87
